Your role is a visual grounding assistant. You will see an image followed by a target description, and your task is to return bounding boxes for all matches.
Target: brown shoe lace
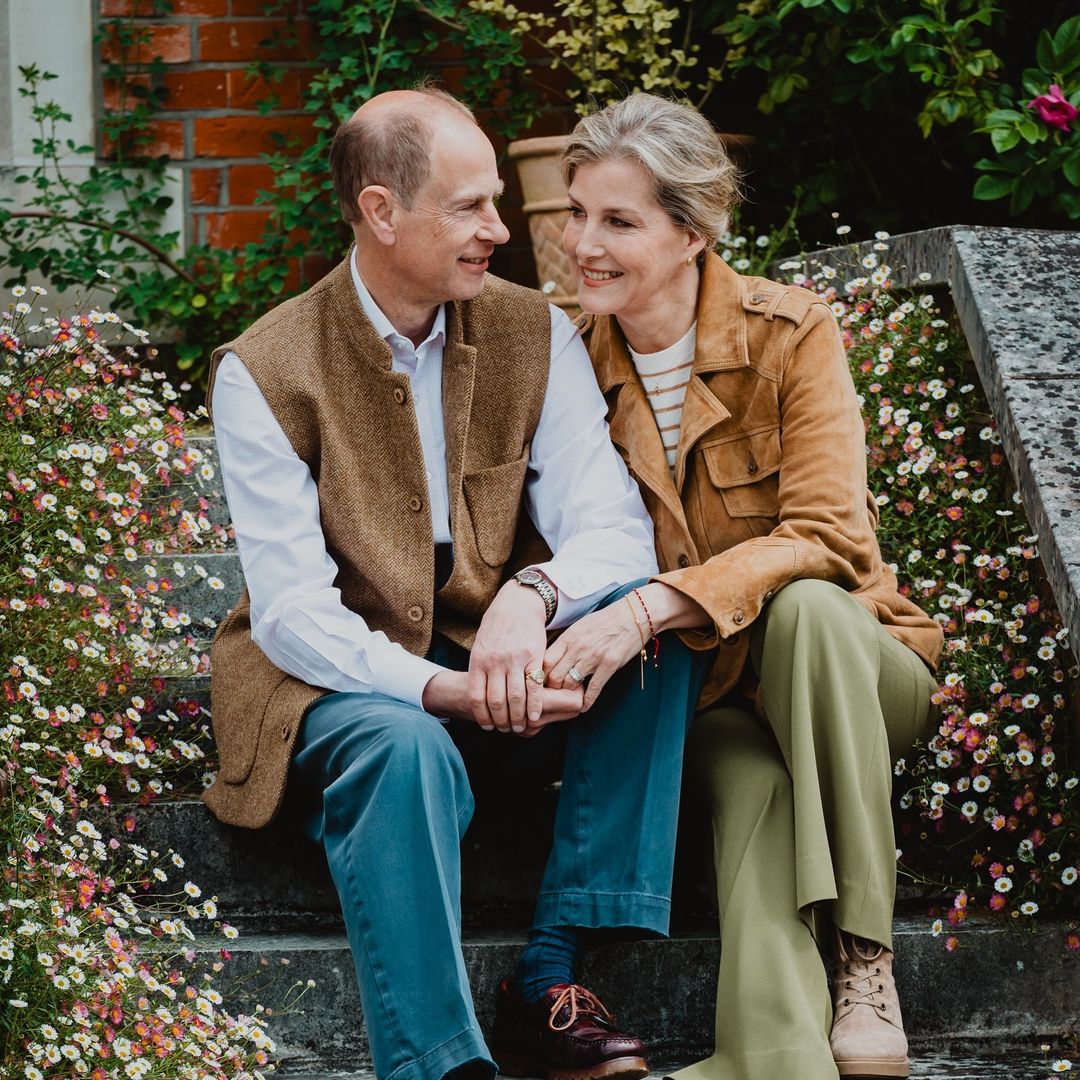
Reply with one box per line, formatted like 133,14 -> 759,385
836,934 -> 890,1015
547,984 -> 614,1032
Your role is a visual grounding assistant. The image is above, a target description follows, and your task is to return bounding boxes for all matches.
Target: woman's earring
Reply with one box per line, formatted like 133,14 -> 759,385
686,254 -> 694,266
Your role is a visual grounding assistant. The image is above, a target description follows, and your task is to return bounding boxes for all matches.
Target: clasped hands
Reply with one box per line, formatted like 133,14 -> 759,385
421,580 -> 648,736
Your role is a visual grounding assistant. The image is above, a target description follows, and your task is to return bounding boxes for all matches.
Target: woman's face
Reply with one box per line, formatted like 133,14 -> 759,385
563,156 -> 702,323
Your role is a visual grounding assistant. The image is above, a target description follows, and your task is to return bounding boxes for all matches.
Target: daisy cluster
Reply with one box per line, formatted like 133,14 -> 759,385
0,290 -> 286,1075
1,792 -> 286,1078
775,230 -> 1079,935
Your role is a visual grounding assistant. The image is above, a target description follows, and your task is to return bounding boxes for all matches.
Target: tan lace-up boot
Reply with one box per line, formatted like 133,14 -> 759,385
829,933 -> 910,1078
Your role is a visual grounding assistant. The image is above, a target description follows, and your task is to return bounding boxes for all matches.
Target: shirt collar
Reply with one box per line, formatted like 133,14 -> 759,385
350,246 -> 446,350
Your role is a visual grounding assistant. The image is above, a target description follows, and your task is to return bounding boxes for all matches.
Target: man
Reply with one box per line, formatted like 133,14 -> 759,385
205,84 -> 703,1080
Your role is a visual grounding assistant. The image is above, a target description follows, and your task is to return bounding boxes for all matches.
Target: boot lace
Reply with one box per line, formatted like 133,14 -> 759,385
548,984 -> 615,1032
836,935 -> 889,1014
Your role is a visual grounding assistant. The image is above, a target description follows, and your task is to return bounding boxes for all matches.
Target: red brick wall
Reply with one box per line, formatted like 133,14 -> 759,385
98,0 -> 320,272
94,0 -> 541,287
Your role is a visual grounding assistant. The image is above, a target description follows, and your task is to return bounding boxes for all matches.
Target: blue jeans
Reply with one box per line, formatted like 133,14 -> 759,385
288,582 -> 709,1080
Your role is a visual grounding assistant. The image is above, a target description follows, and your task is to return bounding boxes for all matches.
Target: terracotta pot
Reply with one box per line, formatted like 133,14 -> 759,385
507,135 -> 577,313
509,131 -> 756,315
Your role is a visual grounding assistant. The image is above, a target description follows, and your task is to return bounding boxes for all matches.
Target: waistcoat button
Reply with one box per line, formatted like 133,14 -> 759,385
408,495 -> 423,512
747,456 -> 758,475
677,554 -> 691,568
732,609 -> 745,625
280,724 -> 291,741
407,605 -> 424,622
393,387 -> 407,405
750,292 -> 765,304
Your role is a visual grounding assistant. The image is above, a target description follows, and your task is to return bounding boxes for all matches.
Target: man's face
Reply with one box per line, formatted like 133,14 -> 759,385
391,118 -> 510,308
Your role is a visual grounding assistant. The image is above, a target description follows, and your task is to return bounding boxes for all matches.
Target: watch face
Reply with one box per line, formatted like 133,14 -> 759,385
517,570 -> 544,586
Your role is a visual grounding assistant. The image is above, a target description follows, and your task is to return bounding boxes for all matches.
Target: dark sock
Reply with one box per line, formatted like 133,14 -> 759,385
516,925 -> 582,1003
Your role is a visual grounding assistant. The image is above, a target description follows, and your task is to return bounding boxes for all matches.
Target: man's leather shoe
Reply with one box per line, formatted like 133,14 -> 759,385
491,979 -> 649,1080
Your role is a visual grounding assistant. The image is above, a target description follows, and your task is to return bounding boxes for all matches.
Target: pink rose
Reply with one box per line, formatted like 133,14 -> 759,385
1027,84 -> 1078,133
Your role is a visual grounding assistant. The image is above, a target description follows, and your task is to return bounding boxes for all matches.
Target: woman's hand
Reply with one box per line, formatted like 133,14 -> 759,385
543,596 -> 646,711
543,582 -> 712,711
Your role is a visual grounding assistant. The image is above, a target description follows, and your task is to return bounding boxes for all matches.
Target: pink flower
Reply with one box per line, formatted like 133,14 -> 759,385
1028,84 -> 1078,133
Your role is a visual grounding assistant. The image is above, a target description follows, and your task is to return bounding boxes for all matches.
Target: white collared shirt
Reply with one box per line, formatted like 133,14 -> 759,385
212,252 -> 658,709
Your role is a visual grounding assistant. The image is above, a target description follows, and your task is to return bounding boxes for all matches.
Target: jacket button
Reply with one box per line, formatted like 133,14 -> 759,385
408,495 -> 423,512
732,609 -> 745,625
393,387 -> 407,405
747,457 -> 758,475
407,605 -> 424,622
750,292 -> 765,304
677,554 -> 691,569
280,724 -> 291,741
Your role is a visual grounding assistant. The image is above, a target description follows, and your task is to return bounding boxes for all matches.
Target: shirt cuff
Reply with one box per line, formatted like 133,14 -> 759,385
370,647 -> 448,710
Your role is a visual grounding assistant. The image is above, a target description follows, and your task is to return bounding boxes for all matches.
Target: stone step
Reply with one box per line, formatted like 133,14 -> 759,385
206,921 -> 1077,1075
282,1059 -> 1069,1080
115,797 -> 720,930
120,796 -> 944,930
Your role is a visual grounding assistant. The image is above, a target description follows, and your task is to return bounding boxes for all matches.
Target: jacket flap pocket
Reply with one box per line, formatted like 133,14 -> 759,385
702,426 -> 782,518
703,426 -> 782,486
462,452 -> 530,568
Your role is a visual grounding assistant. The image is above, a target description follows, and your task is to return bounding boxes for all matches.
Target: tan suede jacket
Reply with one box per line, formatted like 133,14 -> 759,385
581,251 -> 943,708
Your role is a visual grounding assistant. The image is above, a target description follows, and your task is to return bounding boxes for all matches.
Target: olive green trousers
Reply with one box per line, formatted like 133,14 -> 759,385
673,579 -> 938,1080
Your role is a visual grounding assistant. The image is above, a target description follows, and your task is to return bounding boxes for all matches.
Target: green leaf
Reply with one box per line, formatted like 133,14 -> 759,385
1063,154 -> 1080,188
973,174 -> 1013,200
938,97 -> 963,124
1036,29 -> 1055,73
772,73 -> 797,103
846,40 -> 877,64
991,127 -> 1020,153
1009,180 -> 1035,215
1053,14 -> 1080,53
1018,117 -> 1042,144
1056,41 -> 1080,75
983,109 -> 1024,126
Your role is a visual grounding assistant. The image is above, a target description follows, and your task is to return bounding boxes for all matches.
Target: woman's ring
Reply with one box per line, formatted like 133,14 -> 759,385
526,668 -> 546,685
567,665 -> 587,684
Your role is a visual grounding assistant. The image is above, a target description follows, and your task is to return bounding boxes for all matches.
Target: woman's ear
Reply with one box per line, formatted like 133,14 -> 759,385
356,185 -> 397,245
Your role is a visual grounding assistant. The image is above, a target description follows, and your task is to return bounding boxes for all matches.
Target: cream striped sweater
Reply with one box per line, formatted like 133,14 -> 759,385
628,322 -> 697,474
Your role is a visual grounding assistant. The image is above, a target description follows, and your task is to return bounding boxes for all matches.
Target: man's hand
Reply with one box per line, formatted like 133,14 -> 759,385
422,670 -> 584,733
467,580 -> 549,733
421,670 -> 475,722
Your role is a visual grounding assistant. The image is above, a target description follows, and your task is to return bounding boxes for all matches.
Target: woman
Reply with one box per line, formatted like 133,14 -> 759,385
542,94 -> 943,1080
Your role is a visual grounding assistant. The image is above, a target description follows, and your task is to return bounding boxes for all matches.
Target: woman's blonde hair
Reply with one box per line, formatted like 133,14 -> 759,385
561,93 -> 741,245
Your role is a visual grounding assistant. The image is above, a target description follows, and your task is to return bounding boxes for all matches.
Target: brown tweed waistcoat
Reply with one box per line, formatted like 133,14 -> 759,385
203,257 -> 551,828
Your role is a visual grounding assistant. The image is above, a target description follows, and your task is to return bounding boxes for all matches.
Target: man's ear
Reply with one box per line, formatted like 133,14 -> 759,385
357,185 -> 397,246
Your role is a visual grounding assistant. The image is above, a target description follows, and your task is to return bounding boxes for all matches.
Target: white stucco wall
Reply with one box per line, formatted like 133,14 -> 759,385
0,0 -> 185,302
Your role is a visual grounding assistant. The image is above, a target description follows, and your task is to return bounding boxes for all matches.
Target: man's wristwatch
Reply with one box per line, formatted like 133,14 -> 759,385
514,568 -> 558,625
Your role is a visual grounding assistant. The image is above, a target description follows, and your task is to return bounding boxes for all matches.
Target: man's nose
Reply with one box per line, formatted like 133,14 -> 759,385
479,205 -> 510,246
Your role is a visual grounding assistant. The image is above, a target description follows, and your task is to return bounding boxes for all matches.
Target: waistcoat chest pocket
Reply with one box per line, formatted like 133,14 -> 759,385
462,451 -> 530,567
702,425 -> 782,518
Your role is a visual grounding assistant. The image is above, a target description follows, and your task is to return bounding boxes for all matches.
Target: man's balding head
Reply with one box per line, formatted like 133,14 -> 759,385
329,86 -> 476,223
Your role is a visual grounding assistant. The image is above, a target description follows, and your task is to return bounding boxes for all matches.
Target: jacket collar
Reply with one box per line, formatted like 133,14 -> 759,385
590,251 -> 747,493
590,250 -> 750,394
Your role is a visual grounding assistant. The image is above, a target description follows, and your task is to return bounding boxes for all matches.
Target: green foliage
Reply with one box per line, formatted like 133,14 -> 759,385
703,1 -> 1080,229
973,15 -> 1080,218
466,0 -> 719,113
